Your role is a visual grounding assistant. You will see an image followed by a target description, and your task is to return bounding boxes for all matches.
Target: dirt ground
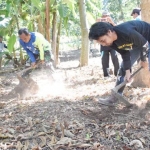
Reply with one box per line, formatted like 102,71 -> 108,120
0,51 -> 150,150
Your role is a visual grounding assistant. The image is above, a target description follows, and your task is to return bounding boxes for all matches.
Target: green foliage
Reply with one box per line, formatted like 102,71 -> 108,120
58,4 -> 69,18
0,17 -> 11,36
7,35 -> 16,53
31,0 -> 42,10
106,0 -> 140,22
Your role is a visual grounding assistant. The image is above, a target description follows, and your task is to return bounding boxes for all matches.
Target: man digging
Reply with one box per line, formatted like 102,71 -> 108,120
89,20 -> 150,106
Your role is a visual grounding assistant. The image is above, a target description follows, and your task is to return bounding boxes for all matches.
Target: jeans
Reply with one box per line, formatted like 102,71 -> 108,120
101,49 -> 119,77
116,48 -> 143,94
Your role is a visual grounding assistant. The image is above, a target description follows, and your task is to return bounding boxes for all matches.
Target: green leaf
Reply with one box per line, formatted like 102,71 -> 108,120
50,0 -> 55,5
86,133 -> 90,140
62,0 -> 77,18
0,10 -> 8,16
58,4 -> 69,18
7,35 -> 16,53
0,17 -> 10,28
4,59 -> 10,66
28,22 -> 34,31
31,0 -> 42,10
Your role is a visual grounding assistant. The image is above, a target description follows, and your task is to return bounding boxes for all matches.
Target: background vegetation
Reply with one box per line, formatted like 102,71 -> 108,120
0,0 -> 140,68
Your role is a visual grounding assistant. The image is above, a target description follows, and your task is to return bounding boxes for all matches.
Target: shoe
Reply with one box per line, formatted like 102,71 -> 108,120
103,76 -> 112,81
98,95 -> 118,106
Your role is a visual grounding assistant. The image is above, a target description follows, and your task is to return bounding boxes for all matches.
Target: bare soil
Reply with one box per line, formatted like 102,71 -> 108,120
0,52 -> 150,150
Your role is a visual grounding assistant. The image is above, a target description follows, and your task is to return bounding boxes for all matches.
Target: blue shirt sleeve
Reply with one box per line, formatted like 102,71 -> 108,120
26,49 -> 36,62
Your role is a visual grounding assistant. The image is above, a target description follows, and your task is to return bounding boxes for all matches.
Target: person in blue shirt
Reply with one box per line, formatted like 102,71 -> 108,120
18,28 -> 53,68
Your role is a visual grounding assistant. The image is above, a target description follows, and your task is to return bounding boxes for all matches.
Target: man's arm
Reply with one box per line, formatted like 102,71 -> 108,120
117,30 -> 148,81
26,49 -> 36,63
34,33 -> 45,61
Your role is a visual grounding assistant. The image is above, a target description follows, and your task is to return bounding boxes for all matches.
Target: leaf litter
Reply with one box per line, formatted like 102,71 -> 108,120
0,57 -> 150,149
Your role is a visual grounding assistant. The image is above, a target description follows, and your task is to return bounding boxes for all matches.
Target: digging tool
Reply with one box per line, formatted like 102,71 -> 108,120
17,66 -> 33,87
111,66 -> 143,107
15,62 -> 42,96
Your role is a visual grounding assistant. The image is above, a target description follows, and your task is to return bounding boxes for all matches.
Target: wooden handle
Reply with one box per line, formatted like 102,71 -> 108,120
17,66 -> 33,76
17,61 -> 42,76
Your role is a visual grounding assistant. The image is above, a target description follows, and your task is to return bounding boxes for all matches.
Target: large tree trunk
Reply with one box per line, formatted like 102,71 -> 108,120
78,0 -> 89,66
141,0 -> 150,22
131,0 -> 150,88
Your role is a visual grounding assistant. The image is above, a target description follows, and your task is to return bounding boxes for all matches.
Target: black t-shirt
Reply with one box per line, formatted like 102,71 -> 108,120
110,20 -> 150,70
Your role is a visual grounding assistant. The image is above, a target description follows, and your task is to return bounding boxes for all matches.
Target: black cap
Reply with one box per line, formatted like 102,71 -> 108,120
131,9 -> 140,16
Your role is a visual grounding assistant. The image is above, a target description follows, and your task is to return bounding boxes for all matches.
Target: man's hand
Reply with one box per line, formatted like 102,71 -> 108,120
107,17 -> 116,26
125,70 -> 131,82
140,61 -> 148,69
31,62 -> 37,68
40,60 -> 45,64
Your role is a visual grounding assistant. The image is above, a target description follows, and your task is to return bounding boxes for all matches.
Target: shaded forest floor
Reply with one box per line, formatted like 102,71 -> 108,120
0,50 -> 150,150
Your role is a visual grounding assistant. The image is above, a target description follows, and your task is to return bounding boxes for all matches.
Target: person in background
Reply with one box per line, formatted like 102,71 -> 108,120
18,28 -> 54,69
131,8 -> 141,21
0,36 -> 7,69
96,11 -> 119,78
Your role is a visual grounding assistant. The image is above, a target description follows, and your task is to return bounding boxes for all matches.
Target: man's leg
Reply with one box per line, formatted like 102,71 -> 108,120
98,48 -> 141,105
44,50 -> 55,72
101,50 -> 109,77
110,49 -> 119,76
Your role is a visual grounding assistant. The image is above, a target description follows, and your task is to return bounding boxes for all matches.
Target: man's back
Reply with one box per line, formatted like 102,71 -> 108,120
114,20 -> 150,42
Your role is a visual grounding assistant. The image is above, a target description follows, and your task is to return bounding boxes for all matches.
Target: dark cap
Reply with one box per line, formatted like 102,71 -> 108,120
131,9 -> 140,16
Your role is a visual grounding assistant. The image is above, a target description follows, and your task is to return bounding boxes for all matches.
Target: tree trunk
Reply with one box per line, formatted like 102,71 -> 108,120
37,15 -> 45,35
56,18 -> 62,65
78,0 -> 89,66
45,0 -> 50,42
141,0 -> 150,23
131,0 -> 150,88
52,11 -> 57,67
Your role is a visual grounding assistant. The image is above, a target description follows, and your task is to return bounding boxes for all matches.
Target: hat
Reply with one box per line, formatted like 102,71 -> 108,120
102,11 -> 110,16
131,9 -> 140,16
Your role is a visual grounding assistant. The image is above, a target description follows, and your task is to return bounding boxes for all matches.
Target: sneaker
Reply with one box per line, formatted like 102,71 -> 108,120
98,95 -> 118,106
103,76 -> 112,81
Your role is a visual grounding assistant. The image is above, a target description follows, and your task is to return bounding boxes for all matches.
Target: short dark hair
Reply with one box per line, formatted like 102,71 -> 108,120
89,22 -> 114,40
18,28 -> 30,36
131,9 -> 140,16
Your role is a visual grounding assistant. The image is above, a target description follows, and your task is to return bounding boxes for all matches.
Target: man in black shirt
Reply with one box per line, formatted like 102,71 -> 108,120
89,20 -> 150,105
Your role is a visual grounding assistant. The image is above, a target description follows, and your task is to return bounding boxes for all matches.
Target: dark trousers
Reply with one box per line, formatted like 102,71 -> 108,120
116,48 -> 141,94
101,49 -> 119,77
